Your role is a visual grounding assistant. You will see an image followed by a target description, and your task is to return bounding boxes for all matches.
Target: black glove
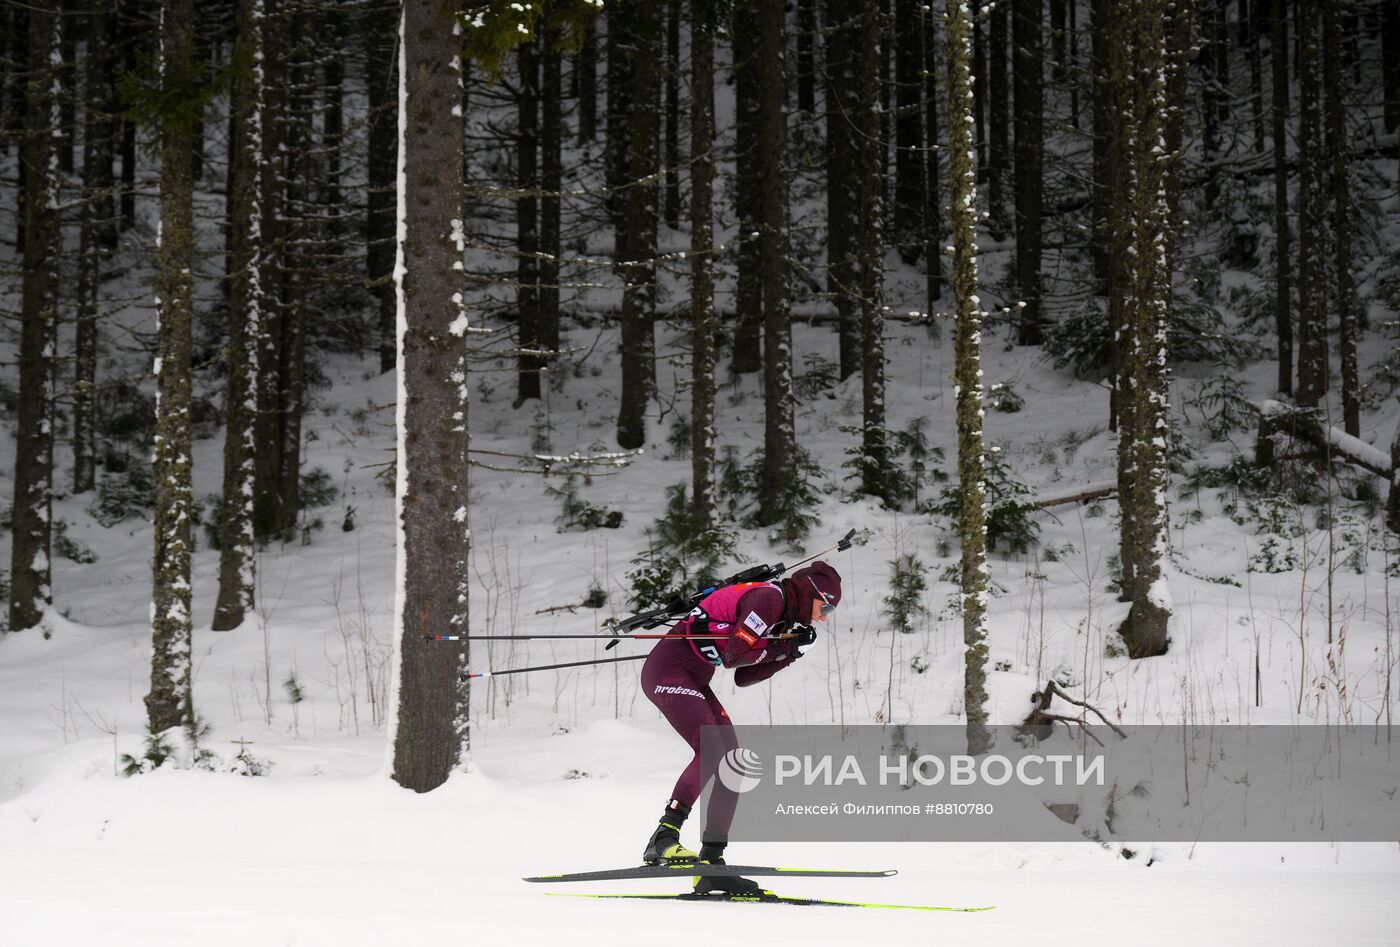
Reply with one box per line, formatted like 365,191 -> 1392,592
790,624 -> 818,654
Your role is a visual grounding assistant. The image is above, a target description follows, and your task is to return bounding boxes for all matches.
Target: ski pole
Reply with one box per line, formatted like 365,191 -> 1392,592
460,653 -> 649,680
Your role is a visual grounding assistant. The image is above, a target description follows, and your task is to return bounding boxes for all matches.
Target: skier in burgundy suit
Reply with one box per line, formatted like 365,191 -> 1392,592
639,561 -> 842,894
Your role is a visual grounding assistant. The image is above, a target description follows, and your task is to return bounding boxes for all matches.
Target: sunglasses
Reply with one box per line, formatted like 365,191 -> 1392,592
808,576 -> 837,615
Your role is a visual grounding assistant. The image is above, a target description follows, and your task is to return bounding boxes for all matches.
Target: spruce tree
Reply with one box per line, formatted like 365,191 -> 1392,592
390,0 -> 471,793
1012,0 -> 1043,344
10,0 -> 60,634
213,0 -> 266,632
615,0 -> 659,449
690,0 -> 717,529
946,0 -> 991,755
147,0 -> 197,732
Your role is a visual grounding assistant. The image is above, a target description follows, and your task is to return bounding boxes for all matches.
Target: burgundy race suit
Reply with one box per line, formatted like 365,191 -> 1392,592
640,579 -> 804,839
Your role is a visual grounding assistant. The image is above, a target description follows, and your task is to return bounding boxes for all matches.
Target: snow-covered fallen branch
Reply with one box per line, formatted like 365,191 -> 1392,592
1255,400 -> 1390,478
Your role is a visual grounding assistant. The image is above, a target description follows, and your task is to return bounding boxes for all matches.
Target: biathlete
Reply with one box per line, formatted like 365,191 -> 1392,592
639,561 -> 842,894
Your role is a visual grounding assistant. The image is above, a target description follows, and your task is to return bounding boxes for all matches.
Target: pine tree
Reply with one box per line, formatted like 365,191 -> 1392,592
213,0 -> 266,632
923,4 -> 943,307
796,0 -> 817,115
516,39 -> 541,402
664,0 -> 681,230
147,0 -> 197,732
1111,0 -> 1172,659
365,0 -> 398,373
1295,0 -> 1327,408
73,0 -> 114,496
756,0 -> 796,519
893,0 -> 925,263
731,0 -> 762,375
575,20 -> 596,143
855,0 -> 891,503
9,0 -> 60,634
691,0 -> 717,529
615,0 -> 659,449
1323,0 -> 1357,436
1270,0 -> 1292,396
946,0 -> 991,756
1012,0 -> 1043,344
986,2 -> 1008,239
825,0 -> 861,380
539,28 -> 562,377
390,0 -> 471,793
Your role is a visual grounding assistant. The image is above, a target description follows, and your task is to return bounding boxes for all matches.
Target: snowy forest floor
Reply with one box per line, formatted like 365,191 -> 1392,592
2,306 -> 1400,942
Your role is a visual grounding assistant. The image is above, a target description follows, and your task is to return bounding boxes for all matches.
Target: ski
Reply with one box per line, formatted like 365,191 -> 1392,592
544,891 -> 995,912
524,864 -> 896,884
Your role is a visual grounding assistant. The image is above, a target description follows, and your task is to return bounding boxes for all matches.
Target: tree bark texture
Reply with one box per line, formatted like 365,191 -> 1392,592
1012,0 -> 1043,344
9,0 -> 59,634
390,0 -> 471,794
214,0 -> 266,632
825,0 -> 861,380
893,0 -> 925,264
757,0 -> 796,519
1111,0 -> 1172,659
690,0 -> 717,529
147,0 -> 197,732
945,0 -> 991,757
616,0 -> 659,450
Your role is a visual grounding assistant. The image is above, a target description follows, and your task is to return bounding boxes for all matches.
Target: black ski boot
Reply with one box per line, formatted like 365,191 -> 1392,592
693,838 -> 763,896
641,801 -> 699,866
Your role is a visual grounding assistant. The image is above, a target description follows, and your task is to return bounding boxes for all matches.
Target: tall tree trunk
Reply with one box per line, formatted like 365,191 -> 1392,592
732,0 -> 762,375
74,0 -> 113,496
664,0 -> 681,229
322,11 -> 344,212
253,0 -> 285,539
856,1 -> 890,502
1271,0 -> 1292,396
972,0 -> 987,175
540,31 -> 562,378
1113,0 -> 1172,659
825,0 -> 860,380
691,0 -> 717,529
517,39 -> 541,403
1249,0 -> 1265,152
389,0 -> 470,794
213,0 -> 265,632
58,0 -> 75,175
1383,2 -> 1400,134
796,0 -> 816,114
616,1 -> 660,449
986,2 -> 1009,239
10,0 -> 59,635
1323,0 -> 1356,436
894,0 -> 925,263
1295,0 -> 1326,408
365,0 -> 398,373
147,0 -> 197,732
1203,0 -> 1225,206
1090,0 -> 1109,299
274,8 -> 308,539
757,0 -> 796,520
924,4 -> 943,307
576,21 -> 597,143
1013,0 -> 1044,344
604,9 -> 632,231
945,0 -> 991,757
118,0 -> 138,233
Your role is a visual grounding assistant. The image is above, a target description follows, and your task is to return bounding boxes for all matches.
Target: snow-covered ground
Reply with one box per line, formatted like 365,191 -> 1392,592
2,321 -> 1399,943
